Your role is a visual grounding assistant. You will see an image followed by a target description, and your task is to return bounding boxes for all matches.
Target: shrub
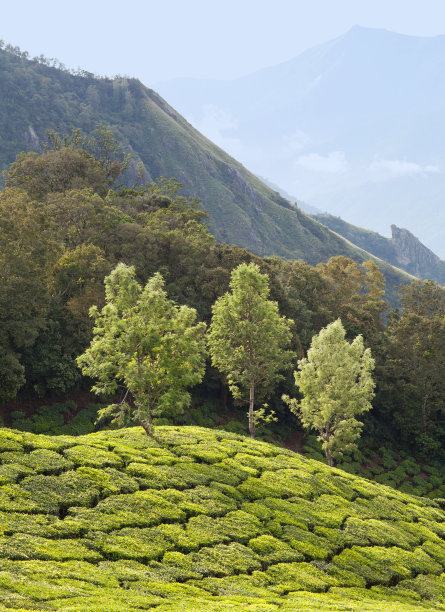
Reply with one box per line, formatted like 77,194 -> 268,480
281,525 -> 335,560
88,527 -> 174,562
266,561 -> 337,594
248,535 -> 303,564
162,486 -> 237,518
0,533 -> 102,561
1,448 -> 74,474
63,445 -> 123,468
193,543 -> 262,577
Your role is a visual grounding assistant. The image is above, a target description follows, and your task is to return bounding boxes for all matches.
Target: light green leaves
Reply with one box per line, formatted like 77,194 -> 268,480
285,319 -> 374,465
77,264 -> 207,435
208,263 -> 295,437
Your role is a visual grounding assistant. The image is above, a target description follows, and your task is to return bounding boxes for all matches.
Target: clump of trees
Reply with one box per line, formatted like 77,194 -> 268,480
1,131 -> 444,459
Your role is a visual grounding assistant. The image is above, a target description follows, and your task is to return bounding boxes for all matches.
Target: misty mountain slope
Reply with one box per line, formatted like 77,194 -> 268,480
0,45 -> 417,305
0,47 -> 369,265
157,26 -> 445,257
0,44 -> 413,274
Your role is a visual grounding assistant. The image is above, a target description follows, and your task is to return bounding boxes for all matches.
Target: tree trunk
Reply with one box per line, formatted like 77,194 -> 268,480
323,429 -> 334,467
325,448 -> 334,467
249,384 -> 255,439
140,419 -> 153,437
137,392 -> 153,437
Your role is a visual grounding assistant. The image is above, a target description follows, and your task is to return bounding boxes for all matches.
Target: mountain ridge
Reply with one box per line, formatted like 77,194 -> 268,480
157,26 -> 445,257
313,213 -> 445,283
0,44 -> 417,297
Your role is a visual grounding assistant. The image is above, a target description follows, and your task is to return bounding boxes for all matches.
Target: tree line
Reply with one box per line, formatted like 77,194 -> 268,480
0,129 -> 444,460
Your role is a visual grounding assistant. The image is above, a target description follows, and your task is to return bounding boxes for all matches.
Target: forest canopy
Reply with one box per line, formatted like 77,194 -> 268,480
0,133 -> 444,460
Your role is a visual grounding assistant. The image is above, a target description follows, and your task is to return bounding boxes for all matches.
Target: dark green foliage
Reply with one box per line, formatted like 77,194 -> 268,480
11,402 -> 103,437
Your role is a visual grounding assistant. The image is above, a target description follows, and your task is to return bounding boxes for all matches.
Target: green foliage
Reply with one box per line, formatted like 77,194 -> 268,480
0,425 -> 439,610
208,263 -> 295,438
382,280 -> 445,452
0,188 -> 58,400
11,402 -> 102,437
286,319 -> 375,465
78,264 -> 207,435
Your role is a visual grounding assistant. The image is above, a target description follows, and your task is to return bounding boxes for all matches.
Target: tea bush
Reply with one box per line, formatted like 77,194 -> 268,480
0,425 -> 441,611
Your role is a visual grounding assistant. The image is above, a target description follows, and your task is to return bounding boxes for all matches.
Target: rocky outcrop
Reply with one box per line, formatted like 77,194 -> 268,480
390,224 -> 445,281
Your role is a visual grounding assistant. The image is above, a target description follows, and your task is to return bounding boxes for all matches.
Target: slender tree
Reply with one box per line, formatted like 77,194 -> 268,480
77,263 -> 207,435
285,319 -> 375,466
208,263 -> 295,438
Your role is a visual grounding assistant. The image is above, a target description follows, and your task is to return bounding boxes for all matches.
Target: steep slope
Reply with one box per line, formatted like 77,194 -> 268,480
0,47 -> 361,265
0,425 -> 442,611
313,214 -> 445,283
158,27 -> 445,257
0,46 -> 420,304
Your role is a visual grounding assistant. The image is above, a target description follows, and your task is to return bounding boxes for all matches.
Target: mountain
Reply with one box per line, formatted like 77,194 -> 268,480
0,424 -> 443,611
313,214 -> 445,283
157,26 -> 445,258
0,46 -> 415,303
258,176 -> 323,215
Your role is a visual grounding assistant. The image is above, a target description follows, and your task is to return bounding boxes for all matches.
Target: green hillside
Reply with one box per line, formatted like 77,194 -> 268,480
0,47 -> 419,291
0,425 -> 442,611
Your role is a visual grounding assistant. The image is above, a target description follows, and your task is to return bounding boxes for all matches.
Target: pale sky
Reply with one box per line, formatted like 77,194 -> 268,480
3,1 -> 445,85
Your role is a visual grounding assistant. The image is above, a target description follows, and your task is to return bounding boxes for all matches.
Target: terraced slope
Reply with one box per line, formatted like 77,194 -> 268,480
0,426 -> 443,611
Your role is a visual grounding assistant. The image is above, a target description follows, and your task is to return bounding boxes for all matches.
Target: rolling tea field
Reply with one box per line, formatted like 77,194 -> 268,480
0,426 -> 442,611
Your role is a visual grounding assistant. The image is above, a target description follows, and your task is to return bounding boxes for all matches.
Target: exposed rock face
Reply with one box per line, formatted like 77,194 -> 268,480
390,224 -> 443,279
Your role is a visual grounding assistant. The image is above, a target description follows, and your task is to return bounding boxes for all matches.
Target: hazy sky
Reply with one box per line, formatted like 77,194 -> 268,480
3,0 -> 445,85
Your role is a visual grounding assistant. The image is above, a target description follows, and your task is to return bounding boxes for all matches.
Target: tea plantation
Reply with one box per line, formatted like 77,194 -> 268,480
0,426 -> 442,611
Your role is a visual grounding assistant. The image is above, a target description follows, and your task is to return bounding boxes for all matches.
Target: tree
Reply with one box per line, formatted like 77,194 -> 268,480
317,256 -> 387,342
5,149 -> 110,199
0,188 -> 58,400
381,280 -> 445,455
285,319 -> 375,466
5,126 -> 130,200
208,263 -> 295,438
77,263 -> 207,435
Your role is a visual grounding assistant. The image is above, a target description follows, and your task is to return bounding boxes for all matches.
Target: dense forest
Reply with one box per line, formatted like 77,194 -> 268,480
1,129 -> 444,498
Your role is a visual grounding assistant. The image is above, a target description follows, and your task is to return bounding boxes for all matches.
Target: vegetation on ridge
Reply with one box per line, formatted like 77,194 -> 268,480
0,44 -> 419,297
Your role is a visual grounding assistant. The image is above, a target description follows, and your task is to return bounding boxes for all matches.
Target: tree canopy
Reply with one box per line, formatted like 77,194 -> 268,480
208,263 -> 295,438
285,319 -> 375,466
77,263 -> 207,435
